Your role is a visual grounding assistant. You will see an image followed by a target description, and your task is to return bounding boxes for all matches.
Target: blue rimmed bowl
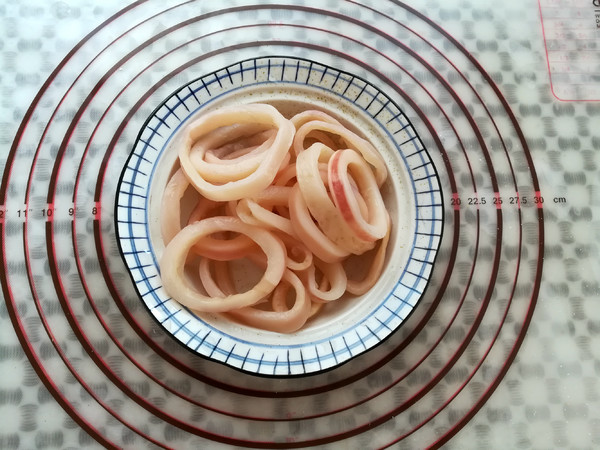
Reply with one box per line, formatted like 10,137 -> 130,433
115,56 -> 443,377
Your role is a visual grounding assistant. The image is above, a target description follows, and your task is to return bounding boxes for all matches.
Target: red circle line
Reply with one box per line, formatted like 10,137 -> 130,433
2,1 -> 544,448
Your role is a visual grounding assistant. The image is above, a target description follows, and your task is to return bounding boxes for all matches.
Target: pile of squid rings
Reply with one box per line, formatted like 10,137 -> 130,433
160,103 -> 391,333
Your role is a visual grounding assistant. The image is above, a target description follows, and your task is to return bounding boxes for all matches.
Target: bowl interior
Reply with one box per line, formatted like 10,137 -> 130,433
146,83 -> 415,346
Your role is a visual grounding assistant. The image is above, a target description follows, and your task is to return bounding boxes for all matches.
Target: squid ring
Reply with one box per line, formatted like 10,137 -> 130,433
328,149 -> 388,242
179,104 -> 294,201
226,268 -> 312,333
160,216 -> 286,312
293,119 -> 387,186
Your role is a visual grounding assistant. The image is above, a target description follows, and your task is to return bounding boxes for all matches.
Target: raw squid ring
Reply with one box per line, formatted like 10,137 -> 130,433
346,213 -> 392,295
274,232 -> 313,272
198,257 -> 226,298
290,109 -> 342,130
186,189 -> 257,260
160,216 -> 286,312
304,258 -> 347,302
328,149 -> 389,242
234,185 -> 296,237
288,184 -> 350,263
236,198 -> 296,238
160,168 -> 192,244
293,119 -> 387,186
190,129 -> 276,182
178,103 -> 294,201
295,142 -> 374,255
203,128 -> 275,163
226,268 -> 312,333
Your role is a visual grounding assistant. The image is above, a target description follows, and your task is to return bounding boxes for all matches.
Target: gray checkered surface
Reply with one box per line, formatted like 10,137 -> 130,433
0,0 -> 598,448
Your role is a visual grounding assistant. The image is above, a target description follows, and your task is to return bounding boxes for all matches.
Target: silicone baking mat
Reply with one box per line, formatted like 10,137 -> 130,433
1,0 -> 598,448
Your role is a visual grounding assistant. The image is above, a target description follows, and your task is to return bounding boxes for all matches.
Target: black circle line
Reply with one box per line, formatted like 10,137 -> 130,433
5,16 -> 450,442
96,36 -> 454,384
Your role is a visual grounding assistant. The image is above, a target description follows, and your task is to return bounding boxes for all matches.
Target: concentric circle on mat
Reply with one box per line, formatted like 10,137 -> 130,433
115,55 -> 443,376
1,1 -> 543,448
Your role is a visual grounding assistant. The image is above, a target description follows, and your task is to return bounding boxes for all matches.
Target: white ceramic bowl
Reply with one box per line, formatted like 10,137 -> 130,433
115,56 -> 443,376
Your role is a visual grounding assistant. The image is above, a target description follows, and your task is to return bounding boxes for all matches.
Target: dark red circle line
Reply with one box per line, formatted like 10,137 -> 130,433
54,7 -> 466,400
25,3 -> 504,446
84,6 -> 506,422
89,23 -> 467,395
92,44 -> 460,446
0,225 -> 123,450
82,17 -> 532,442
0,2 -> 153,448
395,0 -> 544,447
55,17 -> 466,443
25,1 -> 201,206
2,1 -> 544,448
2,1 -> 168,445
389,217 -> 522,447
23,19 -> 512,450
92,5 -> 476,397
90,39 -> 493,448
